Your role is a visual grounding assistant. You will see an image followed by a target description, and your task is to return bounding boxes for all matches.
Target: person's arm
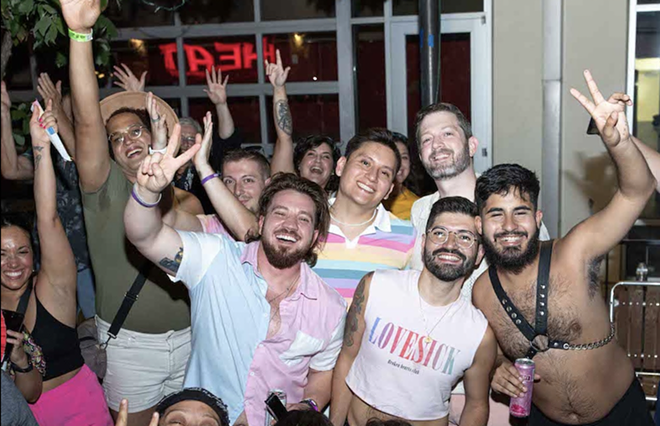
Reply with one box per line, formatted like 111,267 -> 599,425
330,273 -> 372,426
36,73 -> 76,159
566,70 -> 656,260
60,0 -> 109,193
266,49 -> 295,175
204,66 -> 234,139
631,135 -> 660,193
173,187 -> 204,216
6,330 -> 42,403
459,326 -> 497,426
1,81 -> 34,180
29,102 -> 78,325
112,63 -> 147,93
124,123 -> 201,275
193,112 -> 258,240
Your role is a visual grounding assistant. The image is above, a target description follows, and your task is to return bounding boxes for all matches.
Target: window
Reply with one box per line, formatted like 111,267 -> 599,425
181,36 -> 259,85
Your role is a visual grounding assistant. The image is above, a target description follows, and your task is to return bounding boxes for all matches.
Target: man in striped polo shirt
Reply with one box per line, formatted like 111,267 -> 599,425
314,129 -> 416,304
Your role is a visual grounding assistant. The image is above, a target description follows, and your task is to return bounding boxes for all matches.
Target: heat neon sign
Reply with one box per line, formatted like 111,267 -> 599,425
159,38 -> 276,78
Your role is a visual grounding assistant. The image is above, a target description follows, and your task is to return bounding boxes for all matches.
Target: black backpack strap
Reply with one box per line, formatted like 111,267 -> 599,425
534,241 -> 553,335
102,262 -> 152,347
489,266 -> 536,344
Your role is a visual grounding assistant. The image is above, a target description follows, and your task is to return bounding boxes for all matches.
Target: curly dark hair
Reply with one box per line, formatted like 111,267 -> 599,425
294,135 -> 341,193
475,163 -> 540,212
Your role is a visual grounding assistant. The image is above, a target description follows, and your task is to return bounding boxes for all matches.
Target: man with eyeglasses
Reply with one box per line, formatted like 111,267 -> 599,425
331,196 -> 496,426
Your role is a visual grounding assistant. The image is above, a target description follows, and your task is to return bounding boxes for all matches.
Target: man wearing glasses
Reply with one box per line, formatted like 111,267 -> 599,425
331,197 -> 496,426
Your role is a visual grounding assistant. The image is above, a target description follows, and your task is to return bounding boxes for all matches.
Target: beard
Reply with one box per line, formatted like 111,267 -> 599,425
483,227 -> 541,275
424,248 -> 476,282
261,231 -> 311,269
423,143 -> 471,180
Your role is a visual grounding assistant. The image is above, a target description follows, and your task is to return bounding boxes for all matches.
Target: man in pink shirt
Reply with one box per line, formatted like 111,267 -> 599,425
124,127 -> 346,426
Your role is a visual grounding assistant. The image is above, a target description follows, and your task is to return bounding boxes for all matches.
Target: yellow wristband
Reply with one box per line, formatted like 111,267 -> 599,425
68,28 -> 93,42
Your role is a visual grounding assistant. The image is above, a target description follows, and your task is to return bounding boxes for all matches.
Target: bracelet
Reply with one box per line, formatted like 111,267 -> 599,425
68,28 -> 93,42
131,183 -> 162,208
149,147 -> 167,155
201,172 -> 220,185
11,361 -> 34,373
300,398 -> 319,412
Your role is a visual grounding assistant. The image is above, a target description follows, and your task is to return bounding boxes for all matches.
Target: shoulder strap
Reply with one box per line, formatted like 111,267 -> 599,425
103,262 -> 153,346
16,280 -> 33,315
534,240 -> 553,335
488,266 -> 536,342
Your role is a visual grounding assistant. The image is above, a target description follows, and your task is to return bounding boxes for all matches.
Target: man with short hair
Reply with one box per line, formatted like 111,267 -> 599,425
314,128 -> 416,303
124,132 -> 347,426
472,71 -> 655,426
331,197 -> 496,426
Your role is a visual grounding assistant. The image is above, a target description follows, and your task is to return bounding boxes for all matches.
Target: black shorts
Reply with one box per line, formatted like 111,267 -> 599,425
529,378 -> 654,426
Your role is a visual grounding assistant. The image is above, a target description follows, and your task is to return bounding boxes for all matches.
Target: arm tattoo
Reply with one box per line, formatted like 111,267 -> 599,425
34,146 -> 43,171
159,246 -> 184,274
344,274 -> 369,347
275,100 -> 292,136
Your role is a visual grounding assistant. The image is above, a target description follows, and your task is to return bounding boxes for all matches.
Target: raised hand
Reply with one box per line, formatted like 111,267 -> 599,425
193,111 -> 214,170
30,99 -> 57,147
145,92 -> 168,150
204,66 -> 229,105
59,0 -> 101,33
36,73 -> 62,107
137,123 -> 201,195
113,63 -> 147,92
265,49 -> 291,88
570,70 -> 633,148
1,81 -> 10,116
115,399 -> 159,426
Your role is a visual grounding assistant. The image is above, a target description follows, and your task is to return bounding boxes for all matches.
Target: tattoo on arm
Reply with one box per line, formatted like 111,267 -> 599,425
159,246 -> 184,274
344,274 -> 369,347
275,100 -> 292,136
34,146 -> 43,171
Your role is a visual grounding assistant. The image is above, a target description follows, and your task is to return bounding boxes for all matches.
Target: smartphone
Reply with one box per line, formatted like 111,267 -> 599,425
1,309 -> 25,364
265,393 -> 289,422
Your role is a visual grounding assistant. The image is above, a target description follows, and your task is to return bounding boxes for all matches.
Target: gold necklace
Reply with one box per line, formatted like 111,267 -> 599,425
330,207 -> 377,227
418,287 -> 456,344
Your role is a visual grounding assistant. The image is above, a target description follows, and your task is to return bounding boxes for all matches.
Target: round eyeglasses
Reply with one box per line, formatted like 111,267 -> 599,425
426,226 -> 478,249
108,124 -> 148,145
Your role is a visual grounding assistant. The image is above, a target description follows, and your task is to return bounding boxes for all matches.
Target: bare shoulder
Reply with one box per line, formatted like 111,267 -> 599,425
472,271 -> 492,309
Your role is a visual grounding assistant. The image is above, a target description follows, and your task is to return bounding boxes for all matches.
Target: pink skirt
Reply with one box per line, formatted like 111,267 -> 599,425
30,364 -> 113,426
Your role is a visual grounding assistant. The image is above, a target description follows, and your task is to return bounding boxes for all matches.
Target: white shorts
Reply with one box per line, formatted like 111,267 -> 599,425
95,316 -> 191,413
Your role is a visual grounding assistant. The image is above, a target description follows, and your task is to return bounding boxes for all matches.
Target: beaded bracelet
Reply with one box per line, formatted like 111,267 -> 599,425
201,172 -> 220,185
131,183 -> 162,208
68,28 -> 93,42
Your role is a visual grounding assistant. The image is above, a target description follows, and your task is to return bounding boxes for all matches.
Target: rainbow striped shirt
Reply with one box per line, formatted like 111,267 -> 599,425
314,203 -> 416,305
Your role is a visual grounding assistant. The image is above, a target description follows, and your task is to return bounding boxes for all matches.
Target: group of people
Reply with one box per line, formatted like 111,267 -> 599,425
1,1 -> 660,426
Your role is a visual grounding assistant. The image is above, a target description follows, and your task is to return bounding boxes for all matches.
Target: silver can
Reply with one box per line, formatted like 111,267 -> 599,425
509,358 -> 535,418
265,389 -> 287,426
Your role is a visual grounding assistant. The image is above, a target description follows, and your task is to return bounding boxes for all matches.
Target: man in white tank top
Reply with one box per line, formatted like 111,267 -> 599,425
331,197 -> 497,426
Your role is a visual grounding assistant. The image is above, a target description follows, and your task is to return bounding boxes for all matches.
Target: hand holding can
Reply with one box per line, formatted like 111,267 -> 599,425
509,358 -> 535,418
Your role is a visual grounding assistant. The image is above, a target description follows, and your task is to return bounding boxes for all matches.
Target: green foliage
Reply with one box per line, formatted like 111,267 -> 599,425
1,0 -> 118,68
10,102 -> 31,146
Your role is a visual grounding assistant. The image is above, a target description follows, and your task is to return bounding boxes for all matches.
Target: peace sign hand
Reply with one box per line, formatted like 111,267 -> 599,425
137,123 -> 201,195
570,70 -> 632,148
265,49 -> 291,88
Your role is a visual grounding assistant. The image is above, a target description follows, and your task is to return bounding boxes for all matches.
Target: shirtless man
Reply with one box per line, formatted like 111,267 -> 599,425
332,197 -> 496,426
472,71 -> 655,425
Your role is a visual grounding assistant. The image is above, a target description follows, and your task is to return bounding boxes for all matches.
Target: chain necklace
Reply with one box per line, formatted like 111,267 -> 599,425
267,275 -> 300,322
330,208 -> 377,227
418,287 -> 457,344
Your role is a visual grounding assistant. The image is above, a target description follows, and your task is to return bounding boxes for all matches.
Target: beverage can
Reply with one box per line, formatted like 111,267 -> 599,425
265,389 -> 287,426
509,358 -> 535,418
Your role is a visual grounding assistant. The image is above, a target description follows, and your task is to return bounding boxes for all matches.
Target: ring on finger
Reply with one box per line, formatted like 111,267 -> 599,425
151,115 -> 161,123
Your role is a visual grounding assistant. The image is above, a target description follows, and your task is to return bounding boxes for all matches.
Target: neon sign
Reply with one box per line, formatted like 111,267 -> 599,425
160,38 -> 276,78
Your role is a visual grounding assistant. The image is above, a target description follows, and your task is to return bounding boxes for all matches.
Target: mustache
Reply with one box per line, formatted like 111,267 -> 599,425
494,231 -> 528,240
430,148 -> 453,158
274,229 -> 302,241
431,248 -> 466,261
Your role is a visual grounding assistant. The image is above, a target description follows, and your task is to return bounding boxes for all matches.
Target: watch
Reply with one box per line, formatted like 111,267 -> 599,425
300,398 -> 319,412
11,361 -> 34,373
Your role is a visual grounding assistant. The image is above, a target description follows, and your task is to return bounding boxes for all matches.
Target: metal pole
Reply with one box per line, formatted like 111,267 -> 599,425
419,0 -> 441,107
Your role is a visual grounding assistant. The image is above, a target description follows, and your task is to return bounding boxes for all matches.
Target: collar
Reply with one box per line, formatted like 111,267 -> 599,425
240,240 -> 319,300
328,197 -> 392,233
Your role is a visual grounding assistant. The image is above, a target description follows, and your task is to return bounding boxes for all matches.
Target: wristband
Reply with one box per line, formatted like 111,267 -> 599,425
68,28 -> 93,42
11,361 -> 34,373
300,398 -> 319,412
131,183 -> 162,208
149,147 -> 167,155
201,172 -> 220,185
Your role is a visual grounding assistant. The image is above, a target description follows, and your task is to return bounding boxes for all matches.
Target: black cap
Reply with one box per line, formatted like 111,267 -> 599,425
156,388 -> 229,426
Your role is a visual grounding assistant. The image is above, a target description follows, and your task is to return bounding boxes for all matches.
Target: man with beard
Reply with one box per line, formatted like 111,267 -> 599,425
331,197 -> 496,426
472,71 -> 655,426
124,131 -> 346,426
409,103 -> 550,425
